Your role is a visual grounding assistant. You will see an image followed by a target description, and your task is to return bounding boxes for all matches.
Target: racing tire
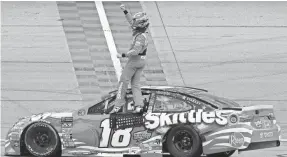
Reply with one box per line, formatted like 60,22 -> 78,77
24,122 -> 61,157
166,125 -> 202,157
206,150 -> 236,157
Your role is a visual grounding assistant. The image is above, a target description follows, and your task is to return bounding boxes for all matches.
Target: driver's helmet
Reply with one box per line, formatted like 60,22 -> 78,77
131,12 -> 149,30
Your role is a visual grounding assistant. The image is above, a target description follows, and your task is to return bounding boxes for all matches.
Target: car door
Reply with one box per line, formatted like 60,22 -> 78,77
144,91 -> 214,129
71,97 -> 113,149
73,91 -> 156,152
97,91 -> 155,150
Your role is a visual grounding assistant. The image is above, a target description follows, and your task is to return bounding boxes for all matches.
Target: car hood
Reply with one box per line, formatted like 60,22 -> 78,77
11,111 -> 73,132
29,112 -> 73,121
5,111 -> 73,156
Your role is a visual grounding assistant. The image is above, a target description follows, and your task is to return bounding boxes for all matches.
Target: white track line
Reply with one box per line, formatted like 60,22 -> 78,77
95,1 -> 122,82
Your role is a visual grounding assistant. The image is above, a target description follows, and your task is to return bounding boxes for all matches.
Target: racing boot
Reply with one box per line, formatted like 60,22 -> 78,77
110,106 -> 121,114
132,106 -> 143,114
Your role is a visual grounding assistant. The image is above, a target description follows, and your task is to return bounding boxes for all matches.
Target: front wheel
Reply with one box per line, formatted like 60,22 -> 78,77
24,122 -> 61,157
166,125 -> 202,157
207,150 -> 236,157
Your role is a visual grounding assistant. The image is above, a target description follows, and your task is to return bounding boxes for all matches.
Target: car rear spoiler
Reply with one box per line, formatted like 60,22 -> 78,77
241,105 -> 273,111
108,86 -> 208,94
222,105 -> 273,111
222,107 -> 242,111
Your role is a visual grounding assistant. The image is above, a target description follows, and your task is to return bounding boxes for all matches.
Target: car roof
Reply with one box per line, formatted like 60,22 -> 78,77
108,85 -> 208,96
78,86 -> 213,113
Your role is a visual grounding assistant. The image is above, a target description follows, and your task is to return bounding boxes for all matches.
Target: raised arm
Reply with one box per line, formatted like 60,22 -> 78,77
120,4 -> 133,27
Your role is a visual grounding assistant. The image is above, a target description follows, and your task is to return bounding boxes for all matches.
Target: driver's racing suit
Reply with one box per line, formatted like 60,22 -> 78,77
113,9 -> 149,113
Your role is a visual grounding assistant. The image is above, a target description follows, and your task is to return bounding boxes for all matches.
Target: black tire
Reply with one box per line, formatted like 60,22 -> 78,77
166,125 -> 202,157
24,122 -> 61,157
206,150 -> 236,157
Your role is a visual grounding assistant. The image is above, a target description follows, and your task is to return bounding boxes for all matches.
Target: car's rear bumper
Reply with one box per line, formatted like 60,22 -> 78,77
239,140 -> 280,152
202,124 -> 281,155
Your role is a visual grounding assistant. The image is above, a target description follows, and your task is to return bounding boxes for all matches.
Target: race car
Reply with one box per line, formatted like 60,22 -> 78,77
5,86 -> 281,157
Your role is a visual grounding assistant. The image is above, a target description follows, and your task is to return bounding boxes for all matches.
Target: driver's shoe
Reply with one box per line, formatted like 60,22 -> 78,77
132,106 -> 143,114
111,106 -> 121,113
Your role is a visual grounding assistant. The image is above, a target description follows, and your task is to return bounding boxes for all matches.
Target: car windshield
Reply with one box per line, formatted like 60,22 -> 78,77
195,93 -> 241,108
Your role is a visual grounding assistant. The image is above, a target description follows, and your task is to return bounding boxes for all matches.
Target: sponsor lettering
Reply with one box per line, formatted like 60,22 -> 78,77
264,119 -> 272,128
32,122 -> 49,128
252,117 -> 272,129
155,91 -> 201,106
144,109 -> 228,130
260,132 -> 274,138
230,132 -> 245,148
254,120 -> 263,128
61,122 -> 73,128
63,141 -> 75,148
27,144 -> 54,156
61,117 -> 73,122
77,109 -> 85,116
185,96 -> 201,105
133,130 -> 152,142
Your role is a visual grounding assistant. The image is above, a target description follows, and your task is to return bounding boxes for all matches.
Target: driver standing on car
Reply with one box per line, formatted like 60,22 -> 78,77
111,4 -> 149,114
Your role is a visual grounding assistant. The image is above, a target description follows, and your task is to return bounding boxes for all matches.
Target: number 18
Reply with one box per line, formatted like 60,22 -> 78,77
99,119 -> 132,148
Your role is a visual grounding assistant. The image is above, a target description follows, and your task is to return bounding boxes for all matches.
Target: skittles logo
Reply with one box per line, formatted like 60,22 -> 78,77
229,132 -> 245,148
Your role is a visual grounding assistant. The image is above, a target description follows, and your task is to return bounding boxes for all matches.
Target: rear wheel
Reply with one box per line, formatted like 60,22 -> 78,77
207,150 -> 236,157
24,122 -> 61,157
166,125 -> 202,157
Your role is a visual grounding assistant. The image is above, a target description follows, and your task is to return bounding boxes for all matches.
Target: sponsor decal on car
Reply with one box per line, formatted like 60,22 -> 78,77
260,131 -> 274,139
133,130 -> 152,142
26,144 -> 53,156
63,141 -> 76,148
155,90 -> 201,105
229,132 -> 245,148
77,109 -> 86,116
252,117 -> 272,129
61,122 -> 73,128
144,109 -> 228,130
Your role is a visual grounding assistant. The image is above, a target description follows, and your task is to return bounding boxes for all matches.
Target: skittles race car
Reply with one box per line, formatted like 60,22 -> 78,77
5,86 -> 281,157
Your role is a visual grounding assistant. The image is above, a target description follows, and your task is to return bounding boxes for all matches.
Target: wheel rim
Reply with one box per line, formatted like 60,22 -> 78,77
25,124 -> 57,155
173,130 -> 193,152
33,131 -> 51,147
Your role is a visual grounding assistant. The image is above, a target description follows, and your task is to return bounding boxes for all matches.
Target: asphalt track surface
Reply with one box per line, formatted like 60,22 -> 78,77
2,1 -> 287,157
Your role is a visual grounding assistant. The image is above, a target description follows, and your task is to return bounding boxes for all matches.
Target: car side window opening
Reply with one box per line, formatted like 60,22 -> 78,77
87,100 -> 106,114
87,96 -> 116,115
153,94 -> 194,112
88,91 -> 152,114
124,92 -> 152,111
